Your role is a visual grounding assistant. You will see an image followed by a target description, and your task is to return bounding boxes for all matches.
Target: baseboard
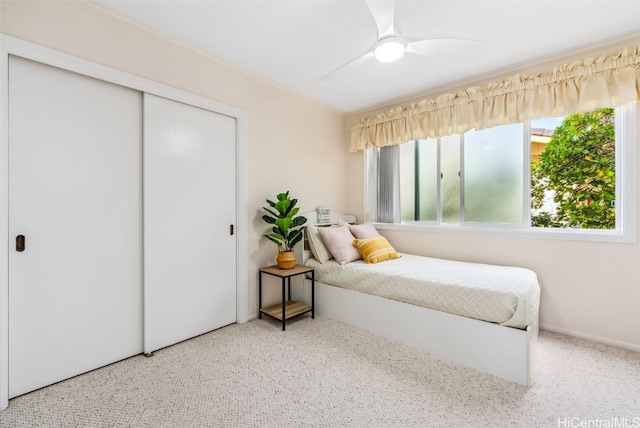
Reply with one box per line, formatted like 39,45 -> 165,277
540,324 -> 640,353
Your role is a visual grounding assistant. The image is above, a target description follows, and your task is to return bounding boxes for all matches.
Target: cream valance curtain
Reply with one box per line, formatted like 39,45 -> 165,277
350,46 -> 640,152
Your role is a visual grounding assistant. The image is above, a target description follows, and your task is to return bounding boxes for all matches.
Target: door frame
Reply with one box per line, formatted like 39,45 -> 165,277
0,34 -> 249,411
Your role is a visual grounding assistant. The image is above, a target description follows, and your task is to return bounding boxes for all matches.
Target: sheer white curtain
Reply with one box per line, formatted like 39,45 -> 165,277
350,46 -> 640,152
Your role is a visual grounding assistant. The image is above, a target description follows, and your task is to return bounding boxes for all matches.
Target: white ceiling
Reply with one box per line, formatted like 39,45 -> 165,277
96,0 -> 639,113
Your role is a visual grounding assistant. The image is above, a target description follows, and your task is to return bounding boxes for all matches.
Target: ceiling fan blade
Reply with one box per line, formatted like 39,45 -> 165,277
317,51 -> 375,82
365,0 -> 396,37
407,38 -> 487,62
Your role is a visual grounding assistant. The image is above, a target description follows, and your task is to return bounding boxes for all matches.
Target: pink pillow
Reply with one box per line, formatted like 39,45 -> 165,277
349,222 -> 380,239
317,226 -> 361,265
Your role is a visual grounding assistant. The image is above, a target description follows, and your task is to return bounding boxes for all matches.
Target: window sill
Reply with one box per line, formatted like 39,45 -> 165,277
373,222 -> 637,244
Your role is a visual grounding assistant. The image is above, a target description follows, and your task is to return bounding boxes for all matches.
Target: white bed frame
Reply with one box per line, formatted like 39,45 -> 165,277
295,212 -> 538,386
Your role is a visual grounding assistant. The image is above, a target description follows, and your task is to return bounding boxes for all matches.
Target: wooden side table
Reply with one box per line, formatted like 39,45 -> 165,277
258,264 -> 315,331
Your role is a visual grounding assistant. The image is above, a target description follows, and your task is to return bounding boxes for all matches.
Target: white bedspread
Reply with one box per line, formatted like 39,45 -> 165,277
306,254 -> 540,329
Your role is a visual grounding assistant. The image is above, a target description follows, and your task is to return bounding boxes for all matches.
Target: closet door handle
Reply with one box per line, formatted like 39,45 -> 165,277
16,235 -> 25,252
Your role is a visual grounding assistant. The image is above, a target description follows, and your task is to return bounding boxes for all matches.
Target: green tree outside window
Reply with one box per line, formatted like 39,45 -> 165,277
531,108 -> 615,229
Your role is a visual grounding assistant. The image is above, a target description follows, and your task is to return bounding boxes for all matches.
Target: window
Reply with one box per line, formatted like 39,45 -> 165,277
365,103 -> 637,241
465,123 -> 525,224
530,109 -> 616,229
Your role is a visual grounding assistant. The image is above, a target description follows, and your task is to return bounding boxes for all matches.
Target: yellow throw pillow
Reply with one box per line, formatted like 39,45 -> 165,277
353,236 -> 401,264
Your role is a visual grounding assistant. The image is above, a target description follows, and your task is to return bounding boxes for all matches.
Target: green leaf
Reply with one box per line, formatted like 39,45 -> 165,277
262,207 -> 280,218
285,199 -> 298,216
292,216 -> 307,227
274,198 -> 290,215
275,217 -> 293,234
288,229 -> 303,248
264,234 -> 284,247
261,214 -> 276,224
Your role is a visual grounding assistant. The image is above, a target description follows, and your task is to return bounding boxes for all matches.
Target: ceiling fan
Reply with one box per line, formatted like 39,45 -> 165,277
318,0 -> 486,81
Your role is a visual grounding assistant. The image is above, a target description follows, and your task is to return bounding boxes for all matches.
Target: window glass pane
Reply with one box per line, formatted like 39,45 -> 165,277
416,139 -> 438,221
464,124 -> 524,224
400,139 -> 438,222
399,141 -> 416,221
530,109 -> 616,229
441,135 -> 460,224
364,148 -> 379,222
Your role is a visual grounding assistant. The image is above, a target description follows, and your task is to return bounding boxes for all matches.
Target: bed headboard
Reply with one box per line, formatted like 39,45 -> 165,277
295,211 -> 356,263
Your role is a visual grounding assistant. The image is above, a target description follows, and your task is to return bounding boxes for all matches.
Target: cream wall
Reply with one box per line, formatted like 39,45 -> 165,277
345,38 -> 640,351
0,0 -> 349,318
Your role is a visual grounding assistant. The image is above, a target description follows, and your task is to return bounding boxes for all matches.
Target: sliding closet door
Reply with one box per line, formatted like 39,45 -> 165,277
8,57 -> 143,398
143,93 -> 236,354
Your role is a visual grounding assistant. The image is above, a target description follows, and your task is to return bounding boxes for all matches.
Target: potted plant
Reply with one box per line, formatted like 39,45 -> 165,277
262,191 -> 308,269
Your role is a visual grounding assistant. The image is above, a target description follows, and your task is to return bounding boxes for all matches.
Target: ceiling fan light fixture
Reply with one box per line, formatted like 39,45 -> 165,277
374,38 -> 405,63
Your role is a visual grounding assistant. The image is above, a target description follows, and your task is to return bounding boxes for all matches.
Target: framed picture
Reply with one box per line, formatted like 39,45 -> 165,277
317,207 -> 330,224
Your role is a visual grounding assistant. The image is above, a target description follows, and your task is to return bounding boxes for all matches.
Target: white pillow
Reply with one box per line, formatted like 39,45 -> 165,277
306,224 -> 333,263
317,226 -> 361,265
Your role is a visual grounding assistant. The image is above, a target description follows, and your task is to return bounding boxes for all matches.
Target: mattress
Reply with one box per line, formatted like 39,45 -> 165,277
306,253 -> 540,329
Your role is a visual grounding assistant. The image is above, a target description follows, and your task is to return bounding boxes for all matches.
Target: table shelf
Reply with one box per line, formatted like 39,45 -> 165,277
260,300 -> 312,321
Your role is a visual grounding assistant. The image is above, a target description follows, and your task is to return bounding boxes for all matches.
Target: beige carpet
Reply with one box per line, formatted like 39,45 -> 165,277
1,316 -> 639,427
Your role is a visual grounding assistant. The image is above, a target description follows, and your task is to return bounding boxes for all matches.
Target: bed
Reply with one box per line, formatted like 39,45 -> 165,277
293,212 -> 540,386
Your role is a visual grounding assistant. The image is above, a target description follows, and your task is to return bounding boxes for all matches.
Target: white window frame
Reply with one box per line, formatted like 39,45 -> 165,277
364,103 -> 638,243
